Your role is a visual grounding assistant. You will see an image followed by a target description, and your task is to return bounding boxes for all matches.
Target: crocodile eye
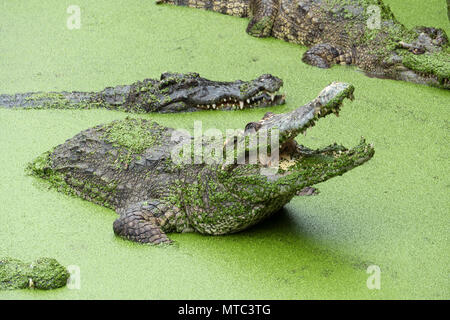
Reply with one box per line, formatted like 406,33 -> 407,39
160,72 -> 178,80
412,47 -> 425,55
186,72 -> 200,78
262,112 -> 275,120
184,78 -> 199,87
245,122 -> 262,133
259,74 -> 274,81
158,78 -> 177,89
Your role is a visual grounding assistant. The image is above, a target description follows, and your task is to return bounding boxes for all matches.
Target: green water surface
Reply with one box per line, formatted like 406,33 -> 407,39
0,0 -> 449,299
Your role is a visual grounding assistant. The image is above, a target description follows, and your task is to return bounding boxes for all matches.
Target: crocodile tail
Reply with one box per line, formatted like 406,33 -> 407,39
157,0 -> 250,18
0,85 -> 132,111
0,91 -> 94,109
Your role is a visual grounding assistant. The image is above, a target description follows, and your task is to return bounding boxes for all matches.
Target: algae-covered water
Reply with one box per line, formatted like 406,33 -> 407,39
0,0 -> 448,299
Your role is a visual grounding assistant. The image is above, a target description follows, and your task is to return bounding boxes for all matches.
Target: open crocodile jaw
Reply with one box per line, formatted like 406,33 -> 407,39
233,82 -> 373,177
268,83 -> 373,184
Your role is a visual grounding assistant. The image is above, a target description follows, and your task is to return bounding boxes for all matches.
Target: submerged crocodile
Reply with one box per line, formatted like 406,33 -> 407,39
28,82 -> 374,244
0,257 -> 69,290
0,72 -> 285,112
158,0 -> 450,89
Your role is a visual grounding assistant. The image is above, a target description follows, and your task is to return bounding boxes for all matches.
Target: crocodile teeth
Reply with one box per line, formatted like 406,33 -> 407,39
212,104 -> 216,109
271,94 -> 275,101
239,101 -> 244,109
247,99 -> 250,104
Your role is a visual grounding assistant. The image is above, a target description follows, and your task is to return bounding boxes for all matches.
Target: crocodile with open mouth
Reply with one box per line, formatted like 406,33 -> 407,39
28,82 -> 374,244
0,72 -> 285,112
157,0 -> 450,89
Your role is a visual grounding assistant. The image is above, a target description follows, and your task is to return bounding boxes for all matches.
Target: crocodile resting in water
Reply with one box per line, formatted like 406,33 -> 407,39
0,257 -> 69,290
0,72 -> 285,112
158,0 -> 450,89
28,82 -> 374,244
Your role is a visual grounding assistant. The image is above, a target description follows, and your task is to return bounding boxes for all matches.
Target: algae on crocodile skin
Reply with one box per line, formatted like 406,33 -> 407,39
0,257 -> 69,290
29,258 -> 70,290
401,49 -> 450,81
102,117 -> 166,154
27,150 -> 118,209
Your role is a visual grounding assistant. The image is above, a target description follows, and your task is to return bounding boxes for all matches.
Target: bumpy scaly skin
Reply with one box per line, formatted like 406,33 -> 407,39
158,0 -> 450,89
28,82 -> 374,244
0,257 -> 69,290
0,72 -> 285,113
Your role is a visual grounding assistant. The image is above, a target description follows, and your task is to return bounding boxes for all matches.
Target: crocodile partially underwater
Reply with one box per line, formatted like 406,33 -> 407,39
158,0 -> 450,89
0,257 -> 69,290
0,72 -> 285,112
28,82 -> 374,244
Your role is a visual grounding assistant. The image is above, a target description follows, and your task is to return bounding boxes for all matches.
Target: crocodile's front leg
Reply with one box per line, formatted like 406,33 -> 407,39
113,200 -> 187,244
246,0 -> 279,37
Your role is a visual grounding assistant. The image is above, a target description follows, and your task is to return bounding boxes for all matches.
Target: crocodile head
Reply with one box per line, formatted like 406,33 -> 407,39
227,82 -> 374,194
153,72 -> 285,112
176,82 -> 374,235
182,82 -> 375,234
367,27 -> 450,89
